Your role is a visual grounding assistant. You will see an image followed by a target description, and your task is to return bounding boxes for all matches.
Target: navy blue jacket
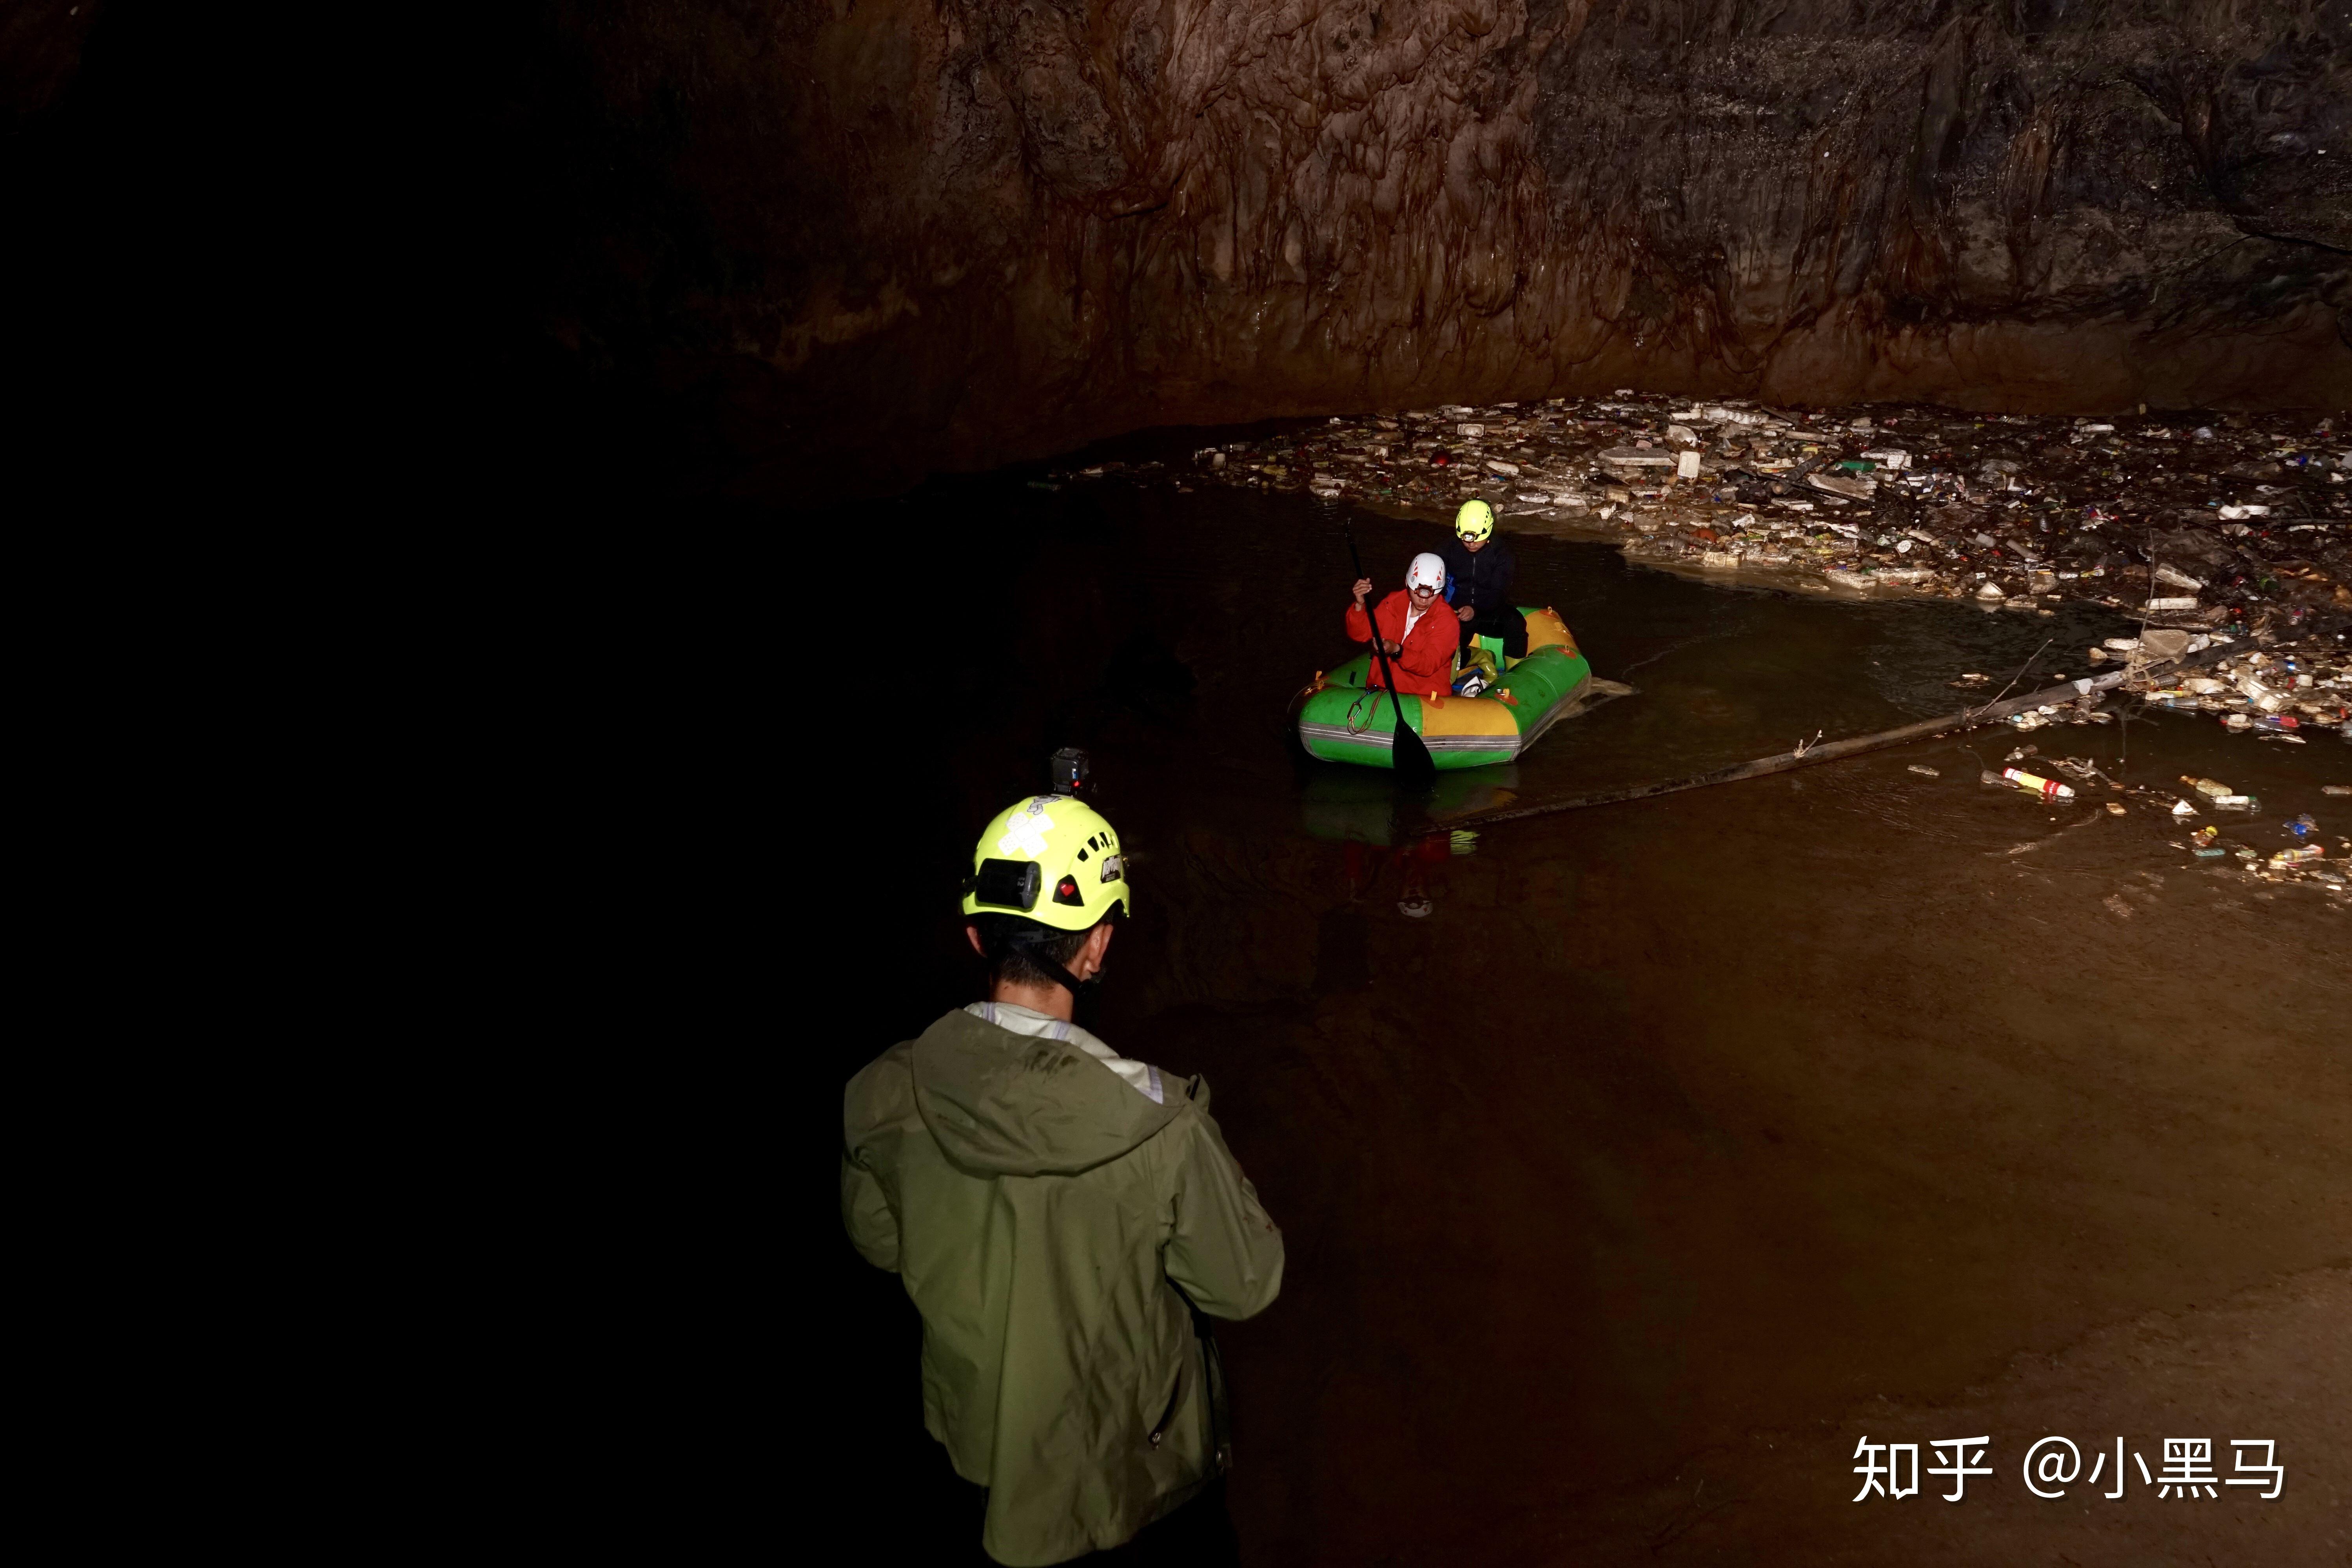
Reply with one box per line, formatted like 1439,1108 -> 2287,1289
1439,535 -> 1517,615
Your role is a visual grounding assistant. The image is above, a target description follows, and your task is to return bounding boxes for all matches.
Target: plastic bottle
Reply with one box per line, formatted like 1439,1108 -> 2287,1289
2000,768 -> 2075,801
2234,672 -> 2288,712
2183,776 -> 2232,799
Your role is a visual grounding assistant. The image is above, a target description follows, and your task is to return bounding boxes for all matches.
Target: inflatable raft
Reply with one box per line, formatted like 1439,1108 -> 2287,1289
1296,606 -> 1593,769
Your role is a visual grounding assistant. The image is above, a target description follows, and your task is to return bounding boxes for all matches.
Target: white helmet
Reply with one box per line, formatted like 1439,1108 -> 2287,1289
1407,552 -> 1446,590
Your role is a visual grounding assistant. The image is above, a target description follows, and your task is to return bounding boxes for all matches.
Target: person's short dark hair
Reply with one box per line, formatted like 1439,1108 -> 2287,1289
971,911 -> 1112,991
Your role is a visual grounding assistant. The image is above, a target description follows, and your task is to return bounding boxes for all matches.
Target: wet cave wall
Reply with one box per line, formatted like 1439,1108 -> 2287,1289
506,0 -> 2352,496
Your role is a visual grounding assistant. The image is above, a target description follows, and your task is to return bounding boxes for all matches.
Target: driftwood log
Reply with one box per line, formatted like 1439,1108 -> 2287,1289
1456,640 -> 2257,829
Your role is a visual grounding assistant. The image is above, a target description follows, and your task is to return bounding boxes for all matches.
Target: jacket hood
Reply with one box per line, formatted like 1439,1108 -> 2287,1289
911,1009 -> 1183,1177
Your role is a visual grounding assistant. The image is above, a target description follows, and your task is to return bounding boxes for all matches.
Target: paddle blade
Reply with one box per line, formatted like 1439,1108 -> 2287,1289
1391,708 -> 1438,781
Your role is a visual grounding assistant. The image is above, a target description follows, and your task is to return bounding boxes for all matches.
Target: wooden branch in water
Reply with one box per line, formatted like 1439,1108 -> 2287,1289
1457,640 -> 2254,829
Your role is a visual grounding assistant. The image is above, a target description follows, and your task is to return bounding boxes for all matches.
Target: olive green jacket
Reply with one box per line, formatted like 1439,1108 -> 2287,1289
842,1007 -> 1284,1566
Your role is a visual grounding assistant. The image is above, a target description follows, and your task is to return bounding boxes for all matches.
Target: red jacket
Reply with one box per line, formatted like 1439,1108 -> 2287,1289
1344,590 -> 1460,695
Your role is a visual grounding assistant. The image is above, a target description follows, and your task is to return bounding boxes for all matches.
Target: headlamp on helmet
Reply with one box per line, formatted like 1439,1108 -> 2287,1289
960,794 -> 1132,931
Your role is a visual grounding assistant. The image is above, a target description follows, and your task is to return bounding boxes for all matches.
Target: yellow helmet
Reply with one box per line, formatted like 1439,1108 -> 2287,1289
960,795 -> 1132,931
1454,499 -> 1495,542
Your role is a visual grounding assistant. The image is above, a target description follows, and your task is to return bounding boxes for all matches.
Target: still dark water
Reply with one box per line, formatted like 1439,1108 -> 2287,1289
813,451 -> 2349,1564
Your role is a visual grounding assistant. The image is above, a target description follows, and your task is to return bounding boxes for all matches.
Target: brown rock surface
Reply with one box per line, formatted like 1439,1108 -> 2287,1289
503,1 -> 2352,492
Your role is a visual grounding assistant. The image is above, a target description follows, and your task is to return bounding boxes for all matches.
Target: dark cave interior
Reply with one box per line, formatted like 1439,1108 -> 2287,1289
7,8 -> 2343,1564
487,0 -> 2348,500
6,2 -> 2344,502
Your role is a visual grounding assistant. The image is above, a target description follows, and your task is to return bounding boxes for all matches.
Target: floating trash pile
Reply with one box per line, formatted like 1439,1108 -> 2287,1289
1963,629 -> 2349,898
1038,399 -> 2350,895
1078,392 -> 2352,632
2113,633 -> 2352,743
1986,629 -> 2352,740
1984,735 -> 2349,898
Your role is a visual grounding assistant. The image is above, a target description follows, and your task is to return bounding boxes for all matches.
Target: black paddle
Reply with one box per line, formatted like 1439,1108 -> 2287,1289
1341,515 -> 1439,782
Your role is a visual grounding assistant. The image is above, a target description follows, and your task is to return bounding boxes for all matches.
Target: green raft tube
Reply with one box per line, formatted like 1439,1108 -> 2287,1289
1296,606 -> 1593,770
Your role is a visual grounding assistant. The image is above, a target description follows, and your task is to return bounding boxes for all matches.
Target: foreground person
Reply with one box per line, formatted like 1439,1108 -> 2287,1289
1439,499 -> 1528,657
842,792 -> 1285,1566
1347,550 -> 1462,697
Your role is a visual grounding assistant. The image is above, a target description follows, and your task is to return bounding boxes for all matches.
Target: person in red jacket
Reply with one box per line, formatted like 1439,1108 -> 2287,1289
1346,550 -> 1461,696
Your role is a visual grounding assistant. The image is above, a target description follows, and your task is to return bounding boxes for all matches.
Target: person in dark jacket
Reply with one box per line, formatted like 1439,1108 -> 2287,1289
1437,499 -> 1526,657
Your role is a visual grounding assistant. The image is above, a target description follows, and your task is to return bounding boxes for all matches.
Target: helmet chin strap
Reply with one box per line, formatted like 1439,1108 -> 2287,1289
997,933 -> 1100,1004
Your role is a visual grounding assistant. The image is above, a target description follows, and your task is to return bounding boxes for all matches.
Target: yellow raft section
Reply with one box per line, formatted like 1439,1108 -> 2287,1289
1412,608 -> 1579,745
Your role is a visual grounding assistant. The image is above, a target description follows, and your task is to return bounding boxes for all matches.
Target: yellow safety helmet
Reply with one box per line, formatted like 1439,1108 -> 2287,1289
1455,499 -> 1495,542
960,794 -> 1132,932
